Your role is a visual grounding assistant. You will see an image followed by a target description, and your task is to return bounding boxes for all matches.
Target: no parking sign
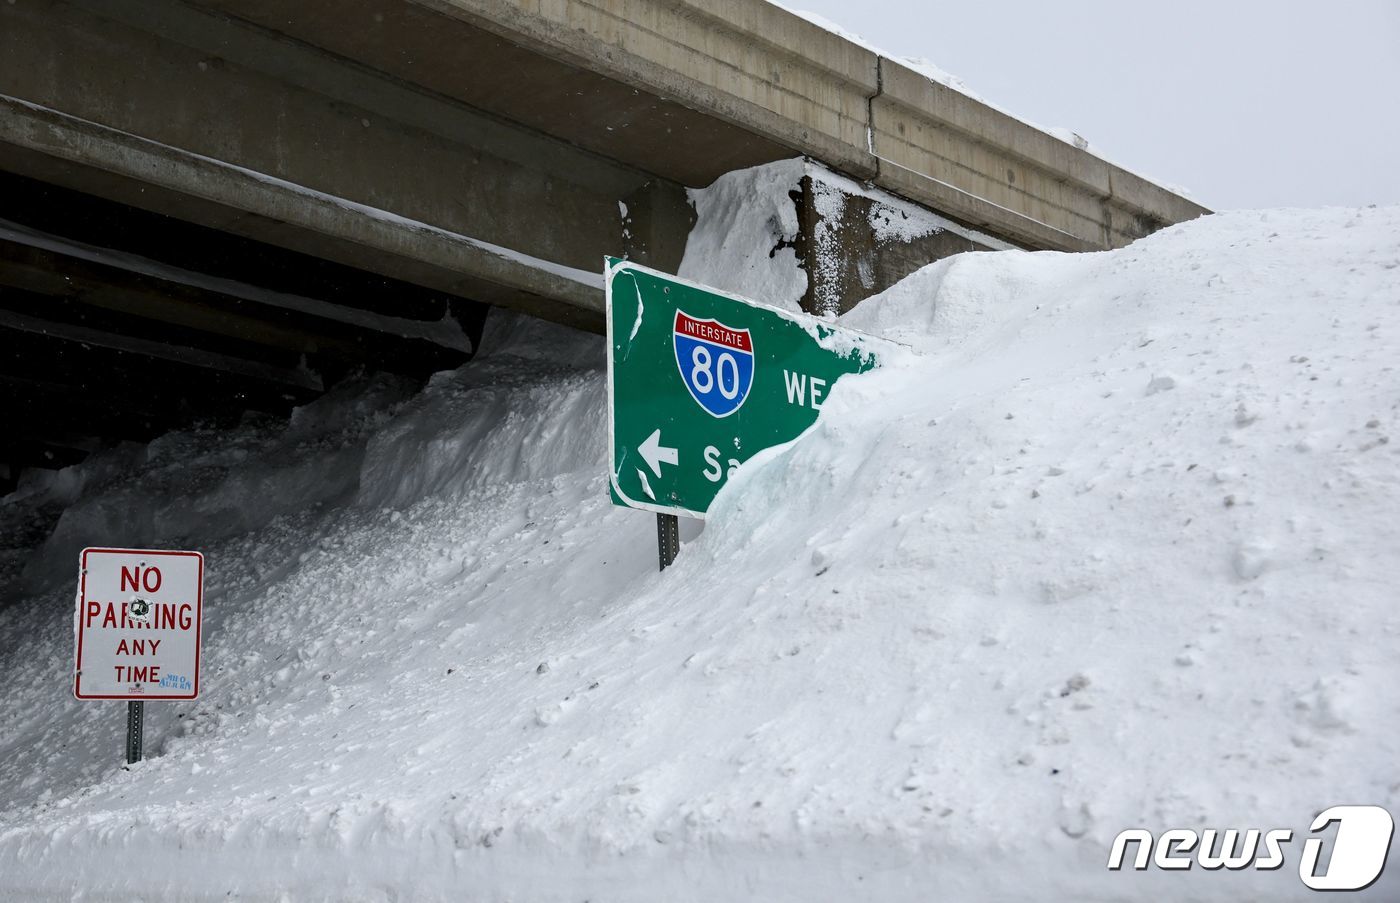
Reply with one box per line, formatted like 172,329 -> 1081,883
73,547 -> 203,700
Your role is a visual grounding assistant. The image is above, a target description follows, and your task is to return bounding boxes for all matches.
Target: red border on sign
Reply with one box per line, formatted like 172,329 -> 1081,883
74,547 -> 204,701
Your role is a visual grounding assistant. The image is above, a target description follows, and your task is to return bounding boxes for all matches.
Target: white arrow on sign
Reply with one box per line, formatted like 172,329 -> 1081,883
639,428 -> 678,477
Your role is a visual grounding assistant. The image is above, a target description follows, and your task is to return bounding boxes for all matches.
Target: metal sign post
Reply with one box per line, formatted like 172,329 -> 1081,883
125,701 -> 144,764
656,513 -> 680,570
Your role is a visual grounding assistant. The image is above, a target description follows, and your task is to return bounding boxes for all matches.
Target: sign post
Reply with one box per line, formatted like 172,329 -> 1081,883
126,700 -> 144,764
606,258 -> 892,566
656,514 -> 680,570
73,547 -> 204,763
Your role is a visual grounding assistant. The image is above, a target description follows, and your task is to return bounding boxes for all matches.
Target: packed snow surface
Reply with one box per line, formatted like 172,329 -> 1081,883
2,206 -> 1399,900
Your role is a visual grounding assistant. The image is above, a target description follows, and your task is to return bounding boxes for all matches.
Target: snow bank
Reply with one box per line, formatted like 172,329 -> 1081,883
678,157 -> 809,312
9,375 -> 421,592
357,315 -> 606,510
2,205 -> 1398,900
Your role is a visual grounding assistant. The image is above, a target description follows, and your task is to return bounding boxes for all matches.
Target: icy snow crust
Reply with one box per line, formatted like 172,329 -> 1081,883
2,207 -> 1399,900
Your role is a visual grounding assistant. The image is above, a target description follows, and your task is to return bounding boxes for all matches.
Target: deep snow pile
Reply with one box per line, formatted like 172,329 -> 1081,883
1,205 -> 1398,901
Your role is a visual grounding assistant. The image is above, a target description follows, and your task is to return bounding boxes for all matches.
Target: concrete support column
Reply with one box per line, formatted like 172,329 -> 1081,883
791,165 -> 1008,316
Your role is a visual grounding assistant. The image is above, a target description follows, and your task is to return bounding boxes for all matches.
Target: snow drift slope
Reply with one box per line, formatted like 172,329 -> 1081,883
1,206 -> 1398,901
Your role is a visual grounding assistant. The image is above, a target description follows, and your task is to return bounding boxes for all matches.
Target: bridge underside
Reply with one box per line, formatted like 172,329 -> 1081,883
0,0 -> 1206,489
0,0 -> 717,489
0,0 -> 796,330
0,171 -> 490,495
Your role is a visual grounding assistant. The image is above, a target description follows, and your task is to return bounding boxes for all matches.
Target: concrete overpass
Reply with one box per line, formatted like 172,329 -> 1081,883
0,0 -> 1208,490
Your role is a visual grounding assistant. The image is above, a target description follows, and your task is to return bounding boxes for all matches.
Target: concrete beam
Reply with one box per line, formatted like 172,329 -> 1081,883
367,0 -> 1208,251
0,219 -> 474,355
186,0 -> 873,186
0,0 -> 1207,337
0,95 -> 607,329
0,308 -> 324,391
869,59 -> 1208,250
794,167 -> 1007,315
400,0 -> 880,179
0,0 -> 703,329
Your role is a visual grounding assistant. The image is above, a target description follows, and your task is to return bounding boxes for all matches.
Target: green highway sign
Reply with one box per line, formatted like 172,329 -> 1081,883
606,258 -> 890,519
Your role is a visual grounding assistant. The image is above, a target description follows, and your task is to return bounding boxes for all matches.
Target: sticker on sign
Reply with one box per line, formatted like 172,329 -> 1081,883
73,547 -> 204,700
606,258 -> 897,519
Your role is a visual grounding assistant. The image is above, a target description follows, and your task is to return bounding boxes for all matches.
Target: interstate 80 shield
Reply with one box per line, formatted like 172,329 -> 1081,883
672,311 -> 755,418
